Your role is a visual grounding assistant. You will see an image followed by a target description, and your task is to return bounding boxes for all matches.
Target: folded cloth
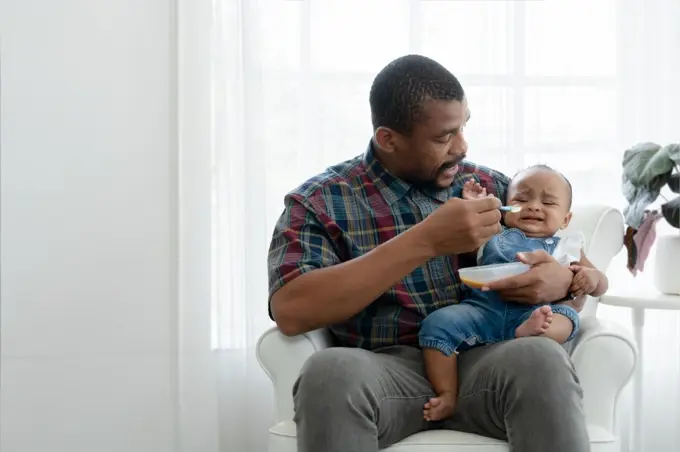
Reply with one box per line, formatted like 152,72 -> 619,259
622,143 -> 680,228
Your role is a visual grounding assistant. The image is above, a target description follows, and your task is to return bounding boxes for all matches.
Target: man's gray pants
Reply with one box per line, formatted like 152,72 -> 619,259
293,337 -> 589,452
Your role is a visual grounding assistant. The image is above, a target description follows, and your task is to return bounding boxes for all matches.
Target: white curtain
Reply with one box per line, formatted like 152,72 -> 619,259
177,1 -> 680,451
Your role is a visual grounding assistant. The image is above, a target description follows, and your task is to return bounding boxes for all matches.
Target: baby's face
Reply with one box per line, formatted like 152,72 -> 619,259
504,168 -> 572,237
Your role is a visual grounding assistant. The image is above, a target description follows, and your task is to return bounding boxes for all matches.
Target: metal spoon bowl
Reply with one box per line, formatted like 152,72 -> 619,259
499,206 -> 522,213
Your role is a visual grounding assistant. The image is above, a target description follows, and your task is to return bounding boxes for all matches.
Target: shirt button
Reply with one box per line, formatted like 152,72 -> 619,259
546,238 -> 554,244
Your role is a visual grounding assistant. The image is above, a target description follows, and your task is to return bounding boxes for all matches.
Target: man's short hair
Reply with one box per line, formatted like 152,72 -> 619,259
513,164 -> 573,209
369,55 -> 465,135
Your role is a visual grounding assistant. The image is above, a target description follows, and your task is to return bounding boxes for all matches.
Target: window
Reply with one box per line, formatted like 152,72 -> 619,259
212,0 -> 620,349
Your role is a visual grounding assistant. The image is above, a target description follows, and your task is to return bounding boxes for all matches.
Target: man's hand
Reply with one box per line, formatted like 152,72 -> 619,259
462,179 -> 488,200
418,197 -> 502,256
568,265 -> 601,296
481,250 -> 573,304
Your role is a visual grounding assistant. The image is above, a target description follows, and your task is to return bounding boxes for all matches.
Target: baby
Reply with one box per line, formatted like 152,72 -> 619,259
418,164 -> 609,422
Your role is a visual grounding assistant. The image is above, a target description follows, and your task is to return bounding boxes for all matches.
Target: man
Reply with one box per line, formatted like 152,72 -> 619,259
267,55 -> 588,452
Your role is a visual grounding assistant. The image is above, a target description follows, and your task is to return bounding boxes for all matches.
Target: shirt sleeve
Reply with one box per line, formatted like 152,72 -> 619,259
267,194 -> 341,319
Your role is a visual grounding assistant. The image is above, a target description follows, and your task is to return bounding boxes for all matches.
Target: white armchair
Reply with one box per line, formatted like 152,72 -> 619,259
257,205 -> 638,452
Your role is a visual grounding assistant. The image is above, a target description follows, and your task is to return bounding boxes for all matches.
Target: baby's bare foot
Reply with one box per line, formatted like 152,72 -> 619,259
423,392 -> 456,421
516,305 -> 553,338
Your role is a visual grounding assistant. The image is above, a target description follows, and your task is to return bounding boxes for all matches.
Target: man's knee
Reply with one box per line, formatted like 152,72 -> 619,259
293,348 -> 380,412
499,337 -> 581,394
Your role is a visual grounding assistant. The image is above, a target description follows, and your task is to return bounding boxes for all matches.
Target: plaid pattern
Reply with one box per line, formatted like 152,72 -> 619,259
268,143 -> 510,349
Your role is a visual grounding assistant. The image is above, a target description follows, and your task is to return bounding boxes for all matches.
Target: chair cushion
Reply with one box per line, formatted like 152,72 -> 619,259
269,420 -> 617,452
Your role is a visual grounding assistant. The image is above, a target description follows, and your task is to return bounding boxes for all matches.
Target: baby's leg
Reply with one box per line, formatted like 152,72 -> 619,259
422,349 -> 458,421
515,305 -> 553,338
546,304 -> 580,343
515,305 -> 580,344
419,302 -> 501,421
542,313 -> 573,343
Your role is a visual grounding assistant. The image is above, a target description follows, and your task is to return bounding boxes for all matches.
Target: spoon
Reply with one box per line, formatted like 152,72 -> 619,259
499,206 -> 522,213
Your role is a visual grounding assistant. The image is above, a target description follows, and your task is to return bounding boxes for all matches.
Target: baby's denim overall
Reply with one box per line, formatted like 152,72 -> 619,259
419,228 -> 580,356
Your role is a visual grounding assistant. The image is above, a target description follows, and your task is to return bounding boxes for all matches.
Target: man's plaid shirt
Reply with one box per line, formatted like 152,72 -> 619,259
268,143 -> 510,349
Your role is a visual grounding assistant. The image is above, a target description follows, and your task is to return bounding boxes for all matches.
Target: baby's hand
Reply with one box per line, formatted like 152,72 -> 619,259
568,265 -> 600,296
462,179 -> 488,200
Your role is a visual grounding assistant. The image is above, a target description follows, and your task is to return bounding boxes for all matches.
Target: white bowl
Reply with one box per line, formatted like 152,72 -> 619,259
458,262 -> 530,289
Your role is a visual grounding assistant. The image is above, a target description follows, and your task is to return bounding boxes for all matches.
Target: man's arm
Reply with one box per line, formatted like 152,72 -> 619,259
268,194 -> 503,336
268,197 -> 434,336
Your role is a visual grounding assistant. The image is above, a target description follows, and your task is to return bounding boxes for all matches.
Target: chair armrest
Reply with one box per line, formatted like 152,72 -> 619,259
563,205 -> 624,272
256,315 -> 637,432
561,205 -> 624,317
256,327 -> 333,422
570,316 -> 638,433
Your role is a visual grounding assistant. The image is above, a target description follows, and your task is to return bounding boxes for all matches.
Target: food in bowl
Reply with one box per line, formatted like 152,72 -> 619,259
458,262 -> 531,289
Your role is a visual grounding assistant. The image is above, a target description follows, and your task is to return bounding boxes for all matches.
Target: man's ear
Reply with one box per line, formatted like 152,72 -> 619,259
374,127 -> 399,153
561,211 -> 573,229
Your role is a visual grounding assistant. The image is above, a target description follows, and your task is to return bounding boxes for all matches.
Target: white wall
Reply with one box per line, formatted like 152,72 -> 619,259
0,1 -> 178,451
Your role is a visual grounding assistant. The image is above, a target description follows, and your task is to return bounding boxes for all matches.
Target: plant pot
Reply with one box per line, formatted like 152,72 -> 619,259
654,233 -> 680,295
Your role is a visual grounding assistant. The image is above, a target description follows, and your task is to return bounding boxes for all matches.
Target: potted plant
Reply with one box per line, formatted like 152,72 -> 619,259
622,142 -> 680,294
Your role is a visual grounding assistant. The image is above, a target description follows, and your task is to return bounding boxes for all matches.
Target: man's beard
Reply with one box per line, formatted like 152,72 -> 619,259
410,155 -> 466,190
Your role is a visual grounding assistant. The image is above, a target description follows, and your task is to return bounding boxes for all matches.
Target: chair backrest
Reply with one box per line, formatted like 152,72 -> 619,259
557,205 -> 624,316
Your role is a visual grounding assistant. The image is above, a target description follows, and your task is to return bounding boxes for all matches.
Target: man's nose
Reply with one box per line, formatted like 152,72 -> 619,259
450,134 -> 467,155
